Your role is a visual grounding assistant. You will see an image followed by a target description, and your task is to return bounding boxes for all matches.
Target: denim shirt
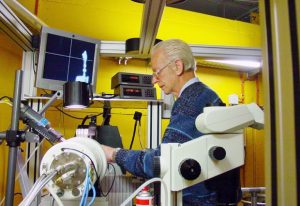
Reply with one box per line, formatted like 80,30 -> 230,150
115,82 -> 241,205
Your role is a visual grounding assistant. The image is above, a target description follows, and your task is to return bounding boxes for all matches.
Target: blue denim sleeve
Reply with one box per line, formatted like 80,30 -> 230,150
115,147 -> 161,179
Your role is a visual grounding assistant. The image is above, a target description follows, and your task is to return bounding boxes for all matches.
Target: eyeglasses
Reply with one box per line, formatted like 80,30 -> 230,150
152,61 -> 173,78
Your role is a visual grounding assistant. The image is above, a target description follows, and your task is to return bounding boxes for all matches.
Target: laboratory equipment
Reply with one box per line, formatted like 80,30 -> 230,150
20,103 -> 63,143
18,137 -> 107,206
155,103 -> 264,206
111,72 -> 153,89
114,85 -> 156,99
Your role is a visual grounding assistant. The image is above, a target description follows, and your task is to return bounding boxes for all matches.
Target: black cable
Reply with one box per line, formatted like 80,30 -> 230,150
129,112 -> 142,149
93,93 -> 118,99
81,113 -> 103,126
55,107 -> 86,120
99,163 -> 116,197
100,95 -> 118,99
61,149 -> 116,198
81,115 -> 90,126
137,123 -> 144,149
55,107 -> 103,121
129,120 -> 138,150
88,84 -> 94,107
101,114 -> 111,126
14,193 -> 22,196
42,89 -> 50,95
0,96 -> 12,101
32,49 -> 37,75
60,148 -> 100,181
102,105 -> 111,126
41,193 -> 49,197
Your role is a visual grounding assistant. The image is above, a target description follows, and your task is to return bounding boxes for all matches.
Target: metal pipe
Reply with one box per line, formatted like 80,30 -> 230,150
242,187 -> 266,193
5,70 -> 23,206
38,90 -> 62,115
20,90 -> 62,136
242,187 -> 266,206
0,132 -> 5,145
0,132 -> 6,138
3,0 -> 47,32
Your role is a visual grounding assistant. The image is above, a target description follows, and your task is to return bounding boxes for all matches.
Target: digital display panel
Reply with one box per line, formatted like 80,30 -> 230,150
121,74 -> 140,84
123,88 -> 142,96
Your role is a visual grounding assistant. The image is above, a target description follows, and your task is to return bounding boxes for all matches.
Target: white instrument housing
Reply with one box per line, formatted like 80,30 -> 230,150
195,103 -> 264,133
160,103 -> 264,206
40,137 -> 107,200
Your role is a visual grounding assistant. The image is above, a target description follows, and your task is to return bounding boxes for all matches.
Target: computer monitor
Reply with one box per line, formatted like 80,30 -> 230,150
36,26 -> 99,92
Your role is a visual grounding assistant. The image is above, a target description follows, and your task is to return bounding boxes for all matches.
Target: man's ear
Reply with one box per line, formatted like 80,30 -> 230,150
174,59 -> 184,75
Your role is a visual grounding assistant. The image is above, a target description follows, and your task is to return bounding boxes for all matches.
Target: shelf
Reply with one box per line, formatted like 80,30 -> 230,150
92,98 -> 162,109
24,96 -> 163,109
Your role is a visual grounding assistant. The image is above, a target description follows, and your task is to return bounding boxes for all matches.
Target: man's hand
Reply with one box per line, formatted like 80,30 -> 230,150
101,144 -> 116,162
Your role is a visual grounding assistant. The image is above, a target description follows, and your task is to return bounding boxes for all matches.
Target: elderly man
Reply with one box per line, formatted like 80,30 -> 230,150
102,39 -> 241,206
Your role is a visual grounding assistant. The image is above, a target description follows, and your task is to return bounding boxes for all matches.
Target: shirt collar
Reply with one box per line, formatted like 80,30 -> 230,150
178,77 -> 200,97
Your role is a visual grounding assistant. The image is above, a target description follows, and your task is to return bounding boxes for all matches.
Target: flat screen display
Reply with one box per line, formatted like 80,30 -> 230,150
36,27 -> 99,91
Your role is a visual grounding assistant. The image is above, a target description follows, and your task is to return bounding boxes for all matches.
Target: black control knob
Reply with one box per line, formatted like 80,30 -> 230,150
153,156 -> 161,177
179,159 -> 201,180
209,146 -> 226,160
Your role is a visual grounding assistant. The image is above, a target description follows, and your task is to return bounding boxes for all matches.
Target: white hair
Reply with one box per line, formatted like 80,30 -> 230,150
151,39 -> 196,71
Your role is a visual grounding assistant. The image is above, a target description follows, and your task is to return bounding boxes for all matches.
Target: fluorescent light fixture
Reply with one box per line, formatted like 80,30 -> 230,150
206,59 -> 261,68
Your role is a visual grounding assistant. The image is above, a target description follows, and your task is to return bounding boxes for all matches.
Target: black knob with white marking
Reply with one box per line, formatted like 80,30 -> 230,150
179,159 -> 201,180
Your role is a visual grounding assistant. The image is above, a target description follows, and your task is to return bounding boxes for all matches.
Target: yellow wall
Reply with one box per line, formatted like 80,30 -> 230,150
0,0 -> 264,204
19,0 -> 261,47
159,8 -> 261,47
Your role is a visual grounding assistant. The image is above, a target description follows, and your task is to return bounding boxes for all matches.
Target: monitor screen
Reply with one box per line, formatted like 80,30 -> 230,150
36,27 -> 99,92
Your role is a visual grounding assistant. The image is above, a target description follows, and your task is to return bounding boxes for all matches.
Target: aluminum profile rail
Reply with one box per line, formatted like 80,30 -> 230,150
100,41 -> 261,58
139,0 -> 165,55
99,40 -> 261,75
99,40 -> 126,56
4,0 -> 46,33
0,0 -> 33,51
